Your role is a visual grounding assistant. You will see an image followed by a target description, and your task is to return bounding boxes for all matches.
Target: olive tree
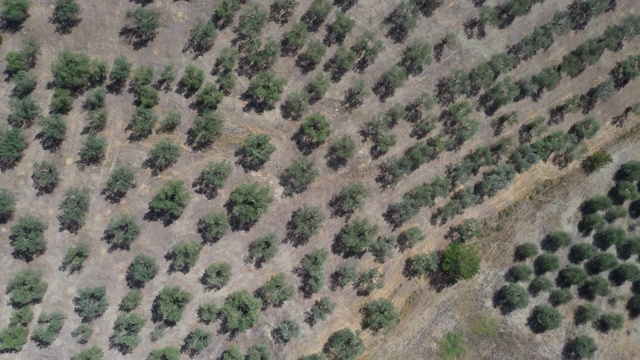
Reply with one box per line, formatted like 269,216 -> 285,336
193,160 -> 232,199
58,188 -> 89,233
226,182 -> 273,230
280,156 -> 319,196
148,180 -> 189,223
238,134 -> 276,171
10,215 -> 47,261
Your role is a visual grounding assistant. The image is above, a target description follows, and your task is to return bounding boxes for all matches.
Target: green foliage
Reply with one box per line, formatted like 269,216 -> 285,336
9,307 -> 33,327
356,268 -> 385,296
104,164 -> 136,201
131,65 -> 154,88
323,328 -> 364,360
152,286 -> 193,325
8,96 -> 39,129
214,0 -> 240,29
514,242 -> 538,261
273,319 -> 301,343
147,347 -> 180,360
246,344 -> 272,360
71,323 -> 92,344
306,72 -> 331,102
188,110 -> 223,149
582,195 -> 614,214
51,51 -> 106,90
609,263 -> 640,285
221,345 -> 244,360
386,1 -> 419,43
401,37 -> 432,75
360,298 -> 400,332
302,0 -> 331,31
257,272 -> 295,307
193,160 -> 232,199
168,241 -> 202,273
495,284 -> 529,313
564,335 -> 598,359
597,313 -> 624,332
375,65 -> 406,99
549,288 -> 573,306
556,265 -> 588,288
125,7 -> 161,43
578,214 -> 606,236
282,90 -> 310,120
197,212 -> 229,243
441,242 -> 481,280
404,252 -> 439,278
528,275 -> 553,296
1,0 -> 30,27
326,11 -> 355,45
71,346 -> 103,360
201,262 -> 231,291
615,161 -> 640,182
310,296 -> 337,323
398,226 -> 425,250
506,264 -> 533,283
593,226 -> 626,250
247,70 -> 287,109
149,180 -> 189,222
609,181 -> 639,204
287,204 -> 325,246
528,304 -> 563,333
282,22 -> 309,54
331,182 -> 369,217
147,139 -> 181,172
110,313 -> 146,354
534,253 -> 559,275
578,276 -> 611,300
158,65 -> 176,88
10,70 -> 36,97
158,110 -> 181,133
627,295 -> 640,318
109,55 -> 131,87
58,188 -> 89,233
328,135 -> 356,169
585,252 -> 618,274
128,107 -> 157,139
299,248 -> 329,295
298,39 -> 326,71
39,114 -> 68,150
541,231 -> 572,252
227,182 -> 272,230
182,328 -> 212,357
574,304 -> 599,325
237,2 -> 268,39
10,215 -> 47,261
194,82 -> 223,111
84,108 -> 108,133
7,269 -> 47,307
0,189 -> 15,223
336,218 -> 378,256
197,303 -> 218,324
61,244 -> 89,273
135,85 -> 159,108
31,310 -> 66,346
179,65 -> 204,93
332,264 -> 358,288
0,325 -> 28,353
220,290 -> 263,334
79,134 -> 106,166
439,329 -> 465,360
249,233 -> 278,267
325,46 -> 356,80
74,286 -> 108,322
83,87 -> 105,110
0,126 -> 27,170
50,88 -> 73,114
343,78 -> 370,108
280,156 -> 319,196
187,19 -> 216,54
239,134 -> 276,170
270,0 -> 299,24
120,289 -> 142,312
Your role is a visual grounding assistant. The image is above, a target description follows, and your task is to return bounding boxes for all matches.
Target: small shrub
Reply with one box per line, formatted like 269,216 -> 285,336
273,319 -> 301,343
120,289 -> 143,312
168,241 -> 202,273
127,254 -> 159,288
201,262 -> 231,291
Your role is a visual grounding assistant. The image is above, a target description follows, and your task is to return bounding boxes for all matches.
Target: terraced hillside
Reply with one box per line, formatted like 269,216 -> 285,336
0,0 -> 639,359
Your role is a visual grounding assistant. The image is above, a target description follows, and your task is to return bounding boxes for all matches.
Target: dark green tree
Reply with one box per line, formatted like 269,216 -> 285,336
128,107 -> 157,140
385,1 -> 419,43
441,242 -> 481,280
578,276 -> 611,300
325,11 -> 355,45
124,7 -> 161,45
7,269 -> 47,307
201,262 -> 231,291
1,0 -> 30,28
197,212 -> 229,243
528,304 -> 563,333
257,272 -> 295,307
186,19 -> 216,55
74,286 -> 108,322
273,319 -> 301,343
119,289 -> 142,312
0,127 -> 27,170
248,233 -> 278,267
287,204 -> 325,246
148,347 -> 180,360
280,156 -> 319,196
178,65 -> 204,94
331,181 -> 369,217
335,218 -> 378,256
28,164 -> 57,197
355,268 -> 385,296
197,303 -> 218,324
220,290 -> 263,334
148,180 -> 189,222
71,345 -> 102,360
103,214 -> 140,251
564,335 -> 598,360
147,139 -> 181,173
495,283 -> 529,313
79,134 -> 106,166
239,134 -> 276,171
61,244 -> 89,274
325,46 -> 356,80
152,286 -> 193,325
226,182 -> 273,230
104,164 -> 136,202
50,88 -> 73,114
0,189 -> 15,223
168,241 -> 202,273
10,216 -> 47,261
401,38 -> 432,76
39,114 -> 67,150
306,72 -> 331,102
246,70 -> 287,110
182,328 -> 211,357
110,313 -> 146,354
193,160 -> 231,199
302,0 -> 331,31
270,0 -> 299,24
360,298 -> 400,332
58,188 -> 89,233
398,226 -> 426,250
309,296 -> 337,324
10,71 -> 36,97
297,39 -> 327,71
323,328 -> 364,360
